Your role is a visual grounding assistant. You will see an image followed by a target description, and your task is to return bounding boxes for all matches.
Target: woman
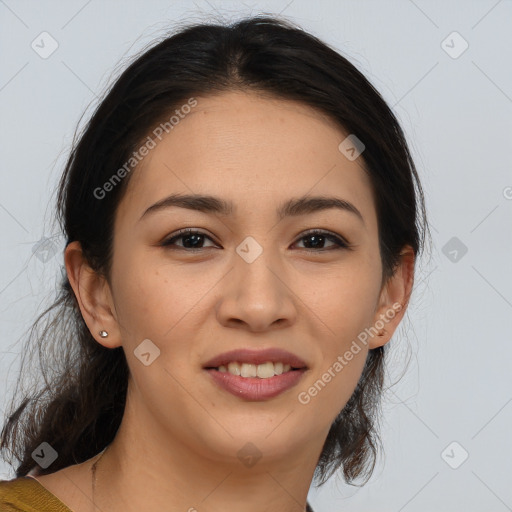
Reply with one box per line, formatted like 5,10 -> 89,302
0,14 -> 429,511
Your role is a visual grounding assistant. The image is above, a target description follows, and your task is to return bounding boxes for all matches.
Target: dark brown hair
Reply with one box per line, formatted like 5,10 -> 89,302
0,14 -> 430,487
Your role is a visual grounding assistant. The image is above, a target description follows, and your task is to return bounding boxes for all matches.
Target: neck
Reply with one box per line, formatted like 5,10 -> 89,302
92,385 -> 325,512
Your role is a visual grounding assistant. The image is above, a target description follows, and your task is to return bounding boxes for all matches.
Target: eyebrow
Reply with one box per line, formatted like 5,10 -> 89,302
139,193 -> 365,224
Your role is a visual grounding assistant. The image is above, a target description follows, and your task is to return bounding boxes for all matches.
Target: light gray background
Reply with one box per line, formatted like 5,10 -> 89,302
1,1 -> 511,511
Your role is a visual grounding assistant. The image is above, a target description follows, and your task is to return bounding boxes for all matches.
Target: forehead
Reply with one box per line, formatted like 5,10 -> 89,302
116,91 -> 377,231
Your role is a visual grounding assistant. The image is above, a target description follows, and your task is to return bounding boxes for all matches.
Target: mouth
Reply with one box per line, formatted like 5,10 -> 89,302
202,348 -> 309,401
204,361 -> 306,379
202,347 -> 308,372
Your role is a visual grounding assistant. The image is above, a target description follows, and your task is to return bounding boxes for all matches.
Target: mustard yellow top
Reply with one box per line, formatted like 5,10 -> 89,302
0,476 -> 316,511
0,476 -> 71,511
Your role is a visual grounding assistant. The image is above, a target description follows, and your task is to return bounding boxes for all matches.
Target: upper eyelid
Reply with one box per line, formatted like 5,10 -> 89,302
164,228 -> 218,244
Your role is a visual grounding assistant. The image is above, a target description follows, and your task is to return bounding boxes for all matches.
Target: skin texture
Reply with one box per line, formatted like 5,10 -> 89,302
36,91 -> 415,512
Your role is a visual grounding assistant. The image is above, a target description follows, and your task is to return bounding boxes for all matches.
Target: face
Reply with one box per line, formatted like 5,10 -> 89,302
99,91 -> 397,467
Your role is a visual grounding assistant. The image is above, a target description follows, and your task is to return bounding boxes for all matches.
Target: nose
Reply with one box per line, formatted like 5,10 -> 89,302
215,249 -> 297,332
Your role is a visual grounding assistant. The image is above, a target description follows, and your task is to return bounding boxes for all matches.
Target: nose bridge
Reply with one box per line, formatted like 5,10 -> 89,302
217,235 -> 296,330
234,235 -> 283,302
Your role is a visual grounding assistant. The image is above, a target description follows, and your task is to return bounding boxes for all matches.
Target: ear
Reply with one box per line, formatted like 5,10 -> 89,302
64,241 -> 122,349
368,245 -> 415,349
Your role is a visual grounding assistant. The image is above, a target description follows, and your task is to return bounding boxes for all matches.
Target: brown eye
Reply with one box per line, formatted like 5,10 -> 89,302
161,228 -> 351,252
161,229 -> 217,250
293,230 -> 350,252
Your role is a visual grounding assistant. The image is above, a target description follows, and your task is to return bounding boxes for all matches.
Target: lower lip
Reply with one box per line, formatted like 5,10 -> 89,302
204,368 -> 307,401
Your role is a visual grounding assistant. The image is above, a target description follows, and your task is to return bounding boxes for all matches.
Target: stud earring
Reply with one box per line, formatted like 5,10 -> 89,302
378,328 -> 386,337
99,330 -> 109,338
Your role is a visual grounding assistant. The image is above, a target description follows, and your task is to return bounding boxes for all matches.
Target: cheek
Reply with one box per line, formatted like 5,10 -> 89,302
308,256 -> 382,340
315,351 -> 368,418
111,252 -> 219,355
111,259 -> 206,409
297,324 -> 369,430
300,315 -> 369,427
298,256 -> 381,417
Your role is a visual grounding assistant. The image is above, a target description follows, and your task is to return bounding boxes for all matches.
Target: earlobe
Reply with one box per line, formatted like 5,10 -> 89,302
64,241 -> 122,349
368,246 -> 415,349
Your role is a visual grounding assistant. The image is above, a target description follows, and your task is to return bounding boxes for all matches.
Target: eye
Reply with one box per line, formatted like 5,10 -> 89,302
160,228 -> 218,250
292,229 -> 351,252
160,228 -> 351,252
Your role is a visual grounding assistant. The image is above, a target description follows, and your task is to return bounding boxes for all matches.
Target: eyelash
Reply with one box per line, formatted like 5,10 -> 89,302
160,228 -> 351,253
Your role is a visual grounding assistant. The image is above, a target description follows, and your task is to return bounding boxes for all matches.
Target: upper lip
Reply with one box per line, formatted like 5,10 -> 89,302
203,348 -> 308,369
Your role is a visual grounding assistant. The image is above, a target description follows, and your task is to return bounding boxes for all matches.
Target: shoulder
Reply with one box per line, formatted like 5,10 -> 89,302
0,476 -> 72,511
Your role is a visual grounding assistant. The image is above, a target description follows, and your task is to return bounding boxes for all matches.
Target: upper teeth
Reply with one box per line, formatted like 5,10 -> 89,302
217,362 -> 293,378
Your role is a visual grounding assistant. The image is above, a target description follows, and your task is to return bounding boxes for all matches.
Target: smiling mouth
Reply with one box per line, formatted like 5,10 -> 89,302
204,361 -> 306,379
204,363 -> 308,401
